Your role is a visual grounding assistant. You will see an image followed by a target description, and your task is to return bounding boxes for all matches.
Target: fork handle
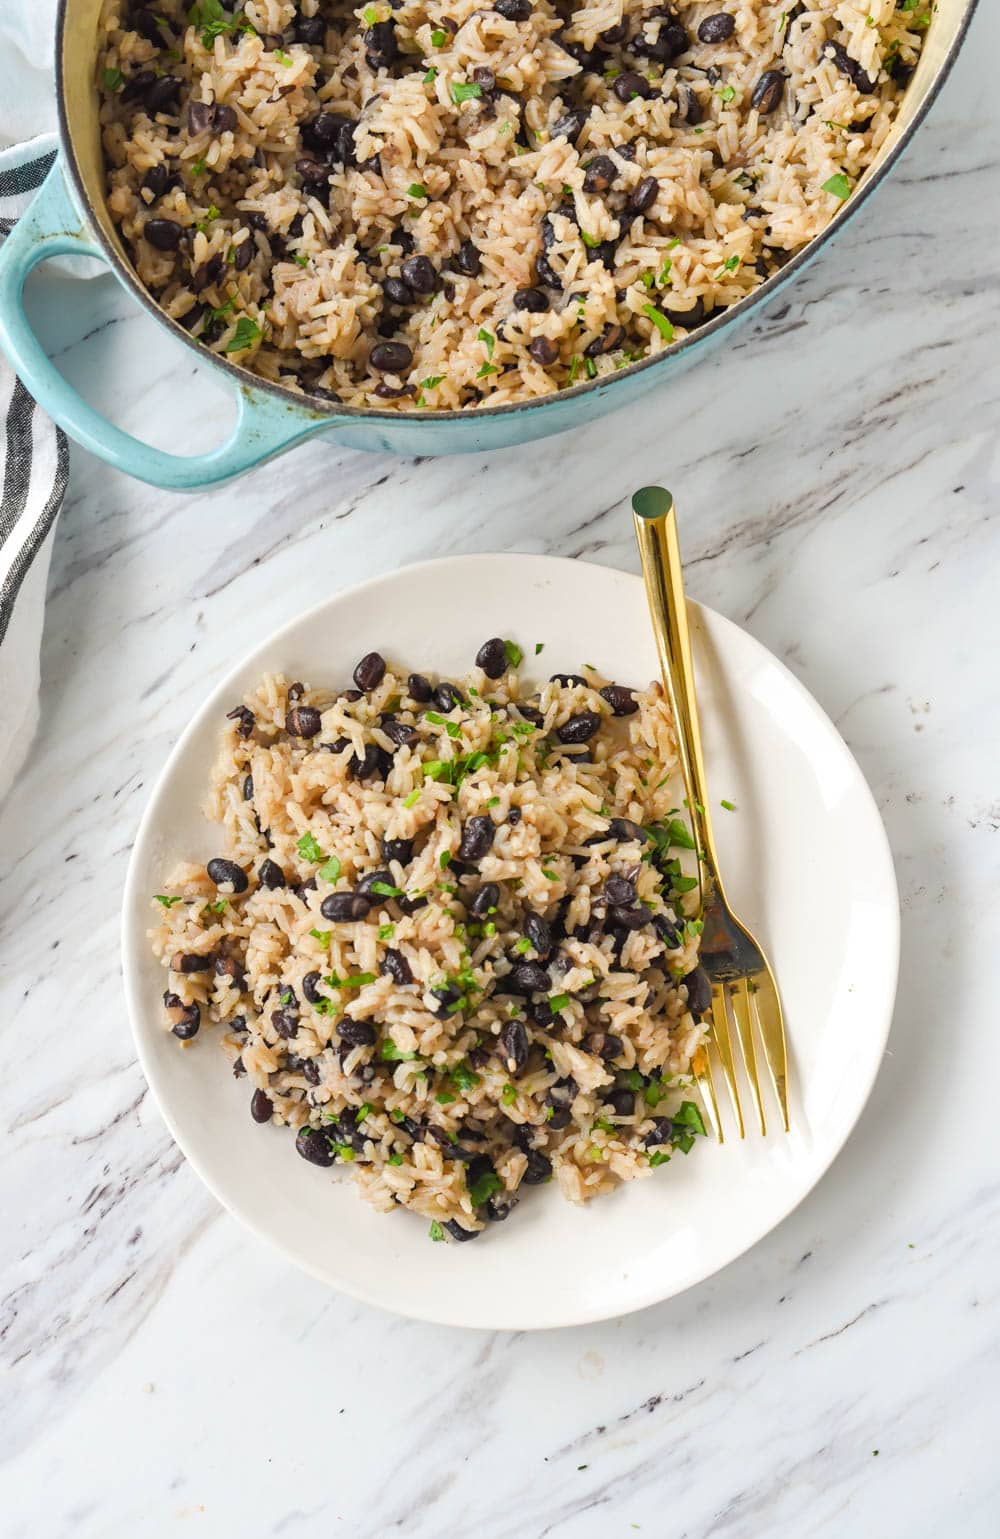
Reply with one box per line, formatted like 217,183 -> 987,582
632,488 -> 720,889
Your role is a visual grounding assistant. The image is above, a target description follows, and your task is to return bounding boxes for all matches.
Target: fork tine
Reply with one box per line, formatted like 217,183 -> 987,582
691,1044 -> 723,1144
730,980 -> 766,1136
710,985 -> 744,1139
750,971 -> 790,1133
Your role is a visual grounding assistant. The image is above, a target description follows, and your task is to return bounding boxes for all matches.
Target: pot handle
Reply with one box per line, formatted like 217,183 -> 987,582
0,155 -> 330,491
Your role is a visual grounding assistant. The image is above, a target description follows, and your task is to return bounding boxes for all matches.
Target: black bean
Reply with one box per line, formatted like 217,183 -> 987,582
192,253 -> 225,292
381,835 -> 414,865
373,381 -> 414,400
513,702 -> 544,727
214,955 -> 246,989
383,275 -> 414,306
509,961 -> 550,995
644,1116 -> 675,1147
380,717 -> 415,748
142,163 -> 169,199
485,1193 -> 518,1221
608,904 -> 649,932
823,40 -> 877,93
559,37 -> 602,72
586,1031 -> 624,1061
472,64 -> 496,90
659,295 -> 707,329
475,637 -> 508,678
698,13 -> 735,43
353,651 -> 386,691
430,983 -> 463,1017
251,1088 -> 273,1122
301,111 -> 354,158
206,857 -> 248,893
295,970 -> 321,1006
654,913 -> 681,948
170,951 -> 211,974
397,892 -> 428,916
444,1219 -> 480,1241
494,0 -> 531,16
121,68 -> 157,104
613,72 -> 651,103
751,69 -> 784,114
529,336 -> 558,366
604,874 -> 636,908
679,85 -> 703,125
132,9 -> 167,45
320,890 -> 372,922
299,1058 -> 321,1086
605,1087 -> 635,1116
296,157 -> 331,192
407,672 -> 432,702
507,806 -> 522,826
187,100 -> 215,134
498,1018 -> 529,1074
400,254 -> 437,293
295,13 -> 326,44
459,815 -> 495,862
453,240 -> 481,276
338,1017 -> 377,1047
556,711 -> 601,744
550,672 -> 586,687
584,323 -> 626,359
550,108 -> 589,144
271,1006 -> 299,1039
144,218 -> 184,251
599,19 -> 628,45
513,914 -> 548,962
600,683 -> 638,716
256,858 -> 284,891
370,340 -> 412,373
352,741 -> 394,781
381,948 -> 413,986
364,19 -> 399,67
684,964 -> 712,1017
513,287 -> 550,313
232,236 -> 255,271
165,996 -> 200,1039
522,1149 -> 552,1185
608,818 -> 647,845
240,775 -> 254,806
628,176 -> 659,217
470,882 -> 500,920
582,154 -> 617,195
286,705 -> 321,738
296,1125 -> 337,1166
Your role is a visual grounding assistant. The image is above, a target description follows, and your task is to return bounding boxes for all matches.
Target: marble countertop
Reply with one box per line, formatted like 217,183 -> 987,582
3,10 -> 999,1535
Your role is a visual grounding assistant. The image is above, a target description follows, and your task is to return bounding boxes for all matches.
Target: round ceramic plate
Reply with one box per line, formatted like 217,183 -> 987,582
122,554 -> 898,1330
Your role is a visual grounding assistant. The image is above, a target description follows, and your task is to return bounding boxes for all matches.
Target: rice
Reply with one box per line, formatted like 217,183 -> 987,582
98,0 -> 927,410
148,645 -> 713,1240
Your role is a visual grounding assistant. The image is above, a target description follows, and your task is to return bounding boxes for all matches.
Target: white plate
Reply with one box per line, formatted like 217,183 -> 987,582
122,554 -> 898,1330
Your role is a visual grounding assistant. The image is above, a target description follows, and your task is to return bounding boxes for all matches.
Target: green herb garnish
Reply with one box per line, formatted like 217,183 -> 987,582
274,48 -> 292,65
318,855 -> 341,882
642,304 -> 674,342
296,831 -> 324,862
378,923 -> 396,940
548,993 -> 570,1013
403,788 -> 421,807
430,27 -> 447,45
429,1220 -> 445,1241
436,1090 -> 456,1104
225,314 -> 261,352
102,67 -> 123,91
501,1084 -> 517,1105
309,928 -> 332,944
468,1169 -> 502,1206
423,67 -> 437,84
822,172 -> 851,201
649,1150 -> 671,1167
388,1152 -> 404,1165
381,1040 -> 418,1062
450,80 -> 483,103
407,182 -> 428,199
154,894 -> 183,908
504,639 -> 523,668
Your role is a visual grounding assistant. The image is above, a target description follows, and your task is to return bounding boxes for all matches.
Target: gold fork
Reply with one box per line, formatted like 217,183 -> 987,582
632,486 -> 789,1141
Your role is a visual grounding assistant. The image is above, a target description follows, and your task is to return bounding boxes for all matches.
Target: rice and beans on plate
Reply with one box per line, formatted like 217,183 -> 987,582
99,0 -> 927,410
149,642 -> 715,1241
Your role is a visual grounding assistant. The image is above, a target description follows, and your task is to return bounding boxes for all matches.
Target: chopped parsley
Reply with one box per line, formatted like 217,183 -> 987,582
534,641 -> 544,655
468,1169 -> 502,1206
331,1143 -> 355,1161
513,937 -> 533,955
190,156 -> 207,176
504,639 -> 523,668
649,1150 -> 671,1167
720,798 -> 736,812
318,855 -> 341,882
378,923 -> 396,940
673,1100 -> 707,1135
154,894 -> 183,908
580,230 -> 600,249
477,363 -> 498,379
387,1152 -> 404,1165
436,1090 -> 456,1104
381,1040 -> 418,1062
450,1061 -> 482,1091
189,0 -> 257,49
478,327 -> 495,359
403,788 -> 421,808
194,203 -> 221,233
296,831 -> 324,862
584,357 -> 597,379
451,80 -> 483,104
429,1220 -> 445,1241
715,83 -> 737,102
356,1102 -> 373,1122
102,67 -> 123,92
204,899 -> 228,914
548,993 -> 570,1013
407,182 -> 428,199
439,851 -> 452,870
225,314 -> 261,352
642,304 -> 674,342
309,928 -> 332,944
362,4 -> 378,23
430,27 -> 447,46
822,172 -> 851,201
716,254 -> 741,278
371,880 -> 404,897
423,67 -> 437,84
323,970 -> 377,991
273,48 -> 292,65
292,252 -> 309,267
501,1084 -> 517,1105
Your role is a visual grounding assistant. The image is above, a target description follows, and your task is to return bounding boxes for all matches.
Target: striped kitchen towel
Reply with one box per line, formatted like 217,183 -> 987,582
0,137 -> 70,802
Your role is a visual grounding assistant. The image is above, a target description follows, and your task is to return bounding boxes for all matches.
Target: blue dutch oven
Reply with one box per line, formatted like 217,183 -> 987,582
0,0 -> 979,491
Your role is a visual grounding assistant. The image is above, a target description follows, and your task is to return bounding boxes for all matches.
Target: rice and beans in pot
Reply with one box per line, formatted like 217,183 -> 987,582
149,642 -> 713,1241
99,0 -> 927,410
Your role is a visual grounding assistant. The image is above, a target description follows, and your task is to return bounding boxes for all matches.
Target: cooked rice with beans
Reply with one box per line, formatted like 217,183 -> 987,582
99,0 -> 926,410
149,641 -> 714,1241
